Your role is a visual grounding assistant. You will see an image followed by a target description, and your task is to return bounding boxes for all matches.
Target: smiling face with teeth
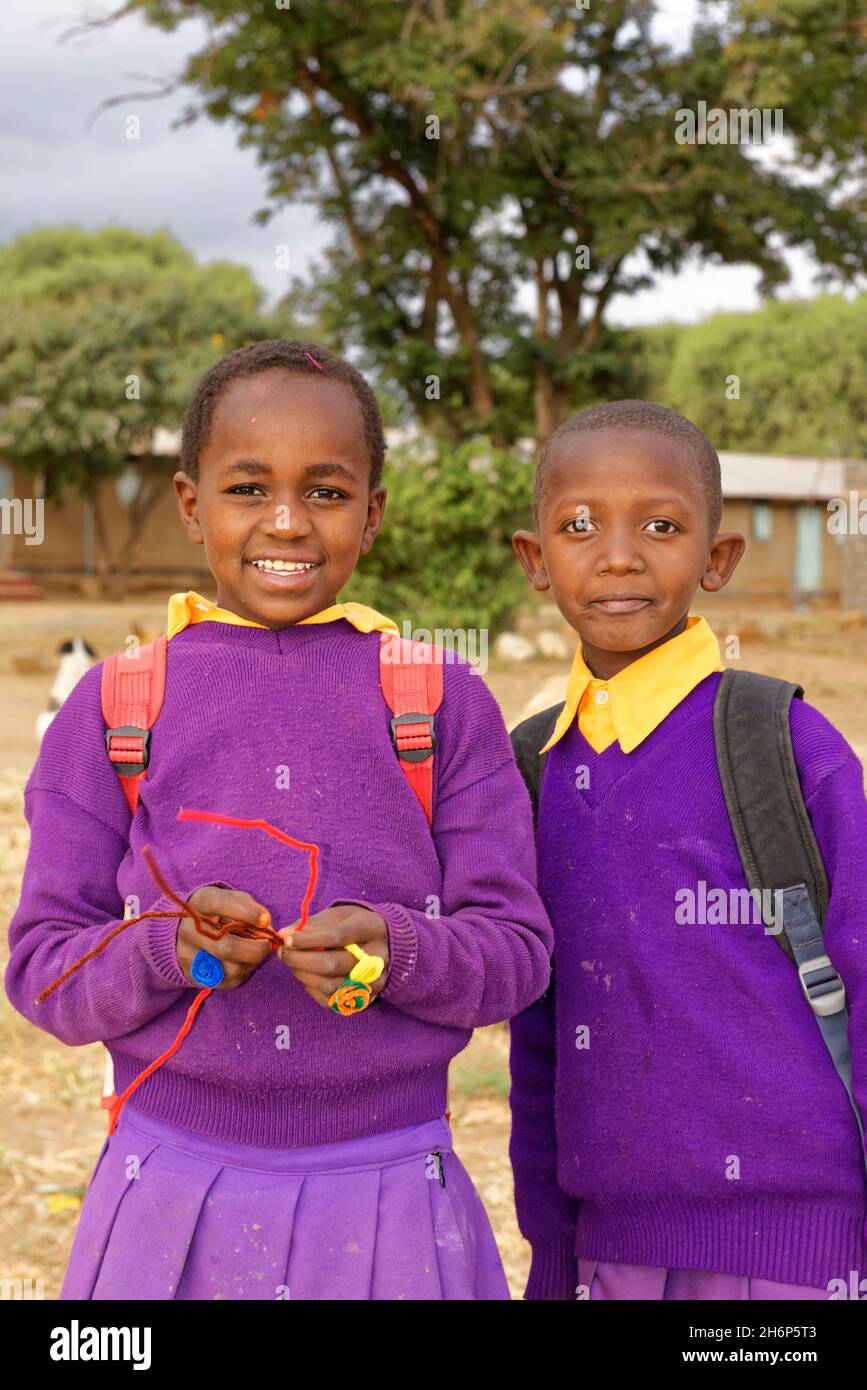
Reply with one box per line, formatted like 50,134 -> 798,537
173,369 -> 387,628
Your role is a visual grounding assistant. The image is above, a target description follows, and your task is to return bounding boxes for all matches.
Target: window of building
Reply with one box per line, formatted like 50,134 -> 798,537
751,500 -> 773,542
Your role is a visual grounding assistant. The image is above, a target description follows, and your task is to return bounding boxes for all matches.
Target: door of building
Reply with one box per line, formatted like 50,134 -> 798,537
794,504 -> 823,596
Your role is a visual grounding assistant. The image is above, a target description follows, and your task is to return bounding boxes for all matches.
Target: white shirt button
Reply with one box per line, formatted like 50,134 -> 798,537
594,689 -> 610,705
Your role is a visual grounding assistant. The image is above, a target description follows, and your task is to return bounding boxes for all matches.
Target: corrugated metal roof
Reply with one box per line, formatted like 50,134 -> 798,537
719,452 -> 850,501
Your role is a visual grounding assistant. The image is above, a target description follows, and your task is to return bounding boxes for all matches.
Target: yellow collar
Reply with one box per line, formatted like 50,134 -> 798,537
541,615 -> 723,754
166,590 -> 399,642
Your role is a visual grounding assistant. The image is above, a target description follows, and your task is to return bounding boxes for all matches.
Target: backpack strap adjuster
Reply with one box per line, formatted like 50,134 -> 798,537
390,711 -> 437,762
797,953 -> 847,1018
101,634 -> 167,816
105,725 -> 152,778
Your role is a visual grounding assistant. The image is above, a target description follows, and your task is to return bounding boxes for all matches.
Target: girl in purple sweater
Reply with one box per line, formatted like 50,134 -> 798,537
6,339 -> 552,1301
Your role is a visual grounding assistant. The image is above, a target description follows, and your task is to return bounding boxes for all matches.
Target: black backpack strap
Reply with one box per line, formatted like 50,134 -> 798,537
714,668 -> 865,1162
510,702 -> 565,829
714,668 -> 829,948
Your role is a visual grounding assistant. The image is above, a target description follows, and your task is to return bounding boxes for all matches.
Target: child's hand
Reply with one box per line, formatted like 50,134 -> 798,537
277,906 -> 390,1010
178,886 -> 274,989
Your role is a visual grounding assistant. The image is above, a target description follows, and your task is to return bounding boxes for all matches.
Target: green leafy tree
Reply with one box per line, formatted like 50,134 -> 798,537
347,439 -> 533,634
0,226 -> 272,591
659,294 -> 867,458
79,0 -> 867,444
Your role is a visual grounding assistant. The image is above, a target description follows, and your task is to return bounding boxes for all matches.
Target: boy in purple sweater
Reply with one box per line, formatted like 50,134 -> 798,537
6,339 -> 552,1301
509,399 -> 867,1300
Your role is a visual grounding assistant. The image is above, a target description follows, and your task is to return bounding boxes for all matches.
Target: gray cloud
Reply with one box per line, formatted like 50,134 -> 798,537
1,1 -> 320,302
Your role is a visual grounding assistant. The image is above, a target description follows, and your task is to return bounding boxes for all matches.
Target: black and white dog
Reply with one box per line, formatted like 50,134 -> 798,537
35,638 -> 97,741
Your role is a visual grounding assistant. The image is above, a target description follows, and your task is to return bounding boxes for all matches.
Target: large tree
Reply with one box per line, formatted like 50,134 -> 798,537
0,226 -> 271,590
81,0 -> 867,444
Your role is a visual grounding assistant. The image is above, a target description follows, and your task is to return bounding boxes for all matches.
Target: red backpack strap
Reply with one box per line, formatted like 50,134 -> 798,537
100,634 -> 168,815
379,634 -> 444,827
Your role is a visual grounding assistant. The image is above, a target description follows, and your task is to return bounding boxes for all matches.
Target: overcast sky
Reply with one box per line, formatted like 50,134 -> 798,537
2,0 -> 822,327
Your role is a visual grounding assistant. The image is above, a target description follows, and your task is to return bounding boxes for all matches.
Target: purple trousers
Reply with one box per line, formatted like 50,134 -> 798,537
578,1258 -> 832,1300
61,1106 -> 509,1300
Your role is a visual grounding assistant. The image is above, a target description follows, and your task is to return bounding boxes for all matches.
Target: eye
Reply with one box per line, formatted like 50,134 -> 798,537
644,518 -> 680,534
308,486 -> 349,500
563,514 -> 597,534
226,484 -> 266,497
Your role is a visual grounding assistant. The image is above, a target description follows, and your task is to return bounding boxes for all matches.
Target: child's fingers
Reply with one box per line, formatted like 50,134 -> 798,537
214,959 -> 263,990
178,922 -> 273,966
186,886 -> 272,930
278,945 -> 356,978
212,934 -> 275,966
277,907 -> 348,947
179,887 -> 274,964
279,906 -> 385,951
290,969 -> 343,1009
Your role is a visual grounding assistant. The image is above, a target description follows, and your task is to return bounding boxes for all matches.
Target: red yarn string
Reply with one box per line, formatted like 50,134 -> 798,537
175,808 -> 319,929
36,808 -> 321,1134
107,988 -> 212,1135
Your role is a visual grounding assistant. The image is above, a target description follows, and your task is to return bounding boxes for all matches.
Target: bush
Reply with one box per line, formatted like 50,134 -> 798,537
346,439 -> 534,636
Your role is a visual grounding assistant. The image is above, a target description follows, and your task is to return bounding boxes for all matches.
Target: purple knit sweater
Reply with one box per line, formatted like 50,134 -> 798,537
510,672 -> 867,1297
6,618 -> 552,1147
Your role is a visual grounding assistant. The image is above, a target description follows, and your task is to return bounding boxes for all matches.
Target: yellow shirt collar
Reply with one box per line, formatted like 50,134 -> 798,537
541,614 -> 723,755
166,590 -> 399,642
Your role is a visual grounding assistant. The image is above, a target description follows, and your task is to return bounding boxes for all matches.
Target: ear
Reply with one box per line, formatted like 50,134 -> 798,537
512,529 -> 550,592
173,472 -> 204,546
359,485 -> 387,556
701,531 -> 745,593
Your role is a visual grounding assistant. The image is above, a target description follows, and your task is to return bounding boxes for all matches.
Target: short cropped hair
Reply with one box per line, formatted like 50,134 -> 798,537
180,339 -> 386,487
535,399 -> 723,534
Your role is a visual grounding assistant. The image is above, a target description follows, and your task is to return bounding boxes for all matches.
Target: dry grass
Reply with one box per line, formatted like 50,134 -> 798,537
1,595 -> 865,1299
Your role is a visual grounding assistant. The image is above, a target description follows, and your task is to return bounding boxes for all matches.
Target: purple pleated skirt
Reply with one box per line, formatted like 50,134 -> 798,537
61,1106 -> 510,1301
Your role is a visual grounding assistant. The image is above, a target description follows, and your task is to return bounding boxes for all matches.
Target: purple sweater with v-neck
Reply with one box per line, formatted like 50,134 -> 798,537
6,618 -> 552,1148
509,672 -> 867,1297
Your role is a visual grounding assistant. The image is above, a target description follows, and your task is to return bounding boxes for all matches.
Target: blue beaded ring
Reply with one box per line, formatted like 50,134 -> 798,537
191,949 -> 225,988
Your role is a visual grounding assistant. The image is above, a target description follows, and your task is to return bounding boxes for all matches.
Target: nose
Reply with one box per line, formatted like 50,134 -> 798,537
260,492 -> 313,541
595,523 -> 645,576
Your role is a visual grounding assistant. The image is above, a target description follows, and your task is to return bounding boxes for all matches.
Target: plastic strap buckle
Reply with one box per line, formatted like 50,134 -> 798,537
797,954 -> 847,1018
105,726 -> 152,778
390,712 -> 436,763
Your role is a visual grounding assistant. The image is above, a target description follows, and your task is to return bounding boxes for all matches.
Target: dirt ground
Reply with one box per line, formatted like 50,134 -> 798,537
1,593 -> 865,1300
